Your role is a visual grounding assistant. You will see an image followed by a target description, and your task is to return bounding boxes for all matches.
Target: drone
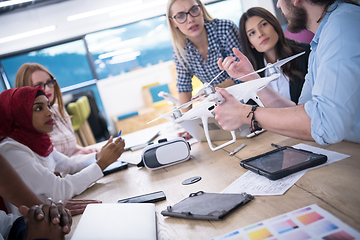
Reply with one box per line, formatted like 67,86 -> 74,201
148,51 -> 305,151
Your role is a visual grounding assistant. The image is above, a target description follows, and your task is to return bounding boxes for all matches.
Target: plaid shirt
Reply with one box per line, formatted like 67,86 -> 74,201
49,104 -> 77,157
175,18 -> 242,93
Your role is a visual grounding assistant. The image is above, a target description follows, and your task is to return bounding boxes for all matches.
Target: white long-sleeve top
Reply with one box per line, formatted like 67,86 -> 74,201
0,137 -> 104,213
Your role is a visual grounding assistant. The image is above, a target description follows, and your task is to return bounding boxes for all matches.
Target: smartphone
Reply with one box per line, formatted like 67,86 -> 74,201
240,146 -> 327,180
117,191 -> 166,203
103,161 -> 129,176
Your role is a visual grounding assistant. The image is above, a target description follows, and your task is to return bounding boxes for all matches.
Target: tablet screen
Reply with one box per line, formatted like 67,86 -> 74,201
246,148 -> 311,173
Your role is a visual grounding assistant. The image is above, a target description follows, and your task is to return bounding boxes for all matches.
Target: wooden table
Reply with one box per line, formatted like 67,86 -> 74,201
67,125 -> 360,240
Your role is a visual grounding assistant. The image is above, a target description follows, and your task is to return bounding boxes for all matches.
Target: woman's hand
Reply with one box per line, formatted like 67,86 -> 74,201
64,199 -> 102,216
73,145 -> 99,156
96,136 -> 125,171
218,48 -> 259,82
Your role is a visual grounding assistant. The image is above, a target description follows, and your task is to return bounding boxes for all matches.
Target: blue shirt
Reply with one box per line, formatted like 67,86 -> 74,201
298,1 -> 360,144
175,19 -> 242,93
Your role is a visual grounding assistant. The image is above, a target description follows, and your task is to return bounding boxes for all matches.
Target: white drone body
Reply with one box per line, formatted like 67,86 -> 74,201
149,51 -> 305,151
173,73 -> 281,151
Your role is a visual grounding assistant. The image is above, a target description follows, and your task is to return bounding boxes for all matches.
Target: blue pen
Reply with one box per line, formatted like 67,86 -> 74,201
118,130 -> 122,137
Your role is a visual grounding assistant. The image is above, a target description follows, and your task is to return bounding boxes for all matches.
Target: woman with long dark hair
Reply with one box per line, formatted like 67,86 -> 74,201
238,7 -> 310,104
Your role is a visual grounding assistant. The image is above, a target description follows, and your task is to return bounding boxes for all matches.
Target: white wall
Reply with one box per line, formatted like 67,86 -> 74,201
97,61 -> 174,133
241,0 -> 276,15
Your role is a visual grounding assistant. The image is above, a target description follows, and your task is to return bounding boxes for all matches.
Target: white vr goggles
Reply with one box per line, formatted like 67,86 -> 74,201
138,137 -> 191,170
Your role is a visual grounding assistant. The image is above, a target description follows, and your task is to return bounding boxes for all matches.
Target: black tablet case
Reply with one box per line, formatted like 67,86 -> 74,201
240,146 -> 327,180
161,191 -> 254,220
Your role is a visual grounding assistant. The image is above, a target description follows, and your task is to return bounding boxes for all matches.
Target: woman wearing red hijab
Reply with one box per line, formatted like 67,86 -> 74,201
0,86 -> 125,214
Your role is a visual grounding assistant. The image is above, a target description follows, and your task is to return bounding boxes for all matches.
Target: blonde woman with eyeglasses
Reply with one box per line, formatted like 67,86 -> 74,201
15,63 -> 99,157
166,0 -> 242,111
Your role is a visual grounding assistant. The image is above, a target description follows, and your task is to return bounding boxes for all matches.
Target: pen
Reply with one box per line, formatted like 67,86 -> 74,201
271,143 -> 282,149
130,142 -> 154,151
118,130 -> 122,137
229,143 -> 246,156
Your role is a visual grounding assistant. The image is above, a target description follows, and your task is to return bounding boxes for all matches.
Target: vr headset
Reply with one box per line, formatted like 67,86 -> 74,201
137,137 -> 191,170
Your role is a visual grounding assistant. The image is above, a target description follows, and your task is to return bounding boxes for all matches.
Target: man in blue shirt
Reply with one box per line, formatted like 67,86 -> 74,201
215,0 -> 360,145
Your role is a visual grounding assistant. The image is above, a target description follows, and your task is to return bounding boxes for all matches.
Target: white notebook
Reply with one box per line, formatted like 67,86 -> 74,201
71,203 -> 157,240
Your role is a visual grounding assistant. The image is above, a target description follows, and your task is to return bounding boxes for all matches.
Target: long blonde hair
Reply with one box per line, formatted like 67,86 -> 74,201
15,63 -> 66,118
166,0 -> 214,70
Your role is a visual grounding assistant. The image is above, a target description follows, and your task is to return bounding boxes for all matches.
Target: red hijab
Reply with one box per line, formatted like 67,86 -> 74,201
0,86 -> 53,157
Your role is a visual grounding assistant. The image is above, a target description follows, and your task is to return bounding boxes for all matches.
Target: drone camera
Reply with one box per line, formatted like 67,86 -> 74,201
204,86 -> 215,96
172,109 -> 183,120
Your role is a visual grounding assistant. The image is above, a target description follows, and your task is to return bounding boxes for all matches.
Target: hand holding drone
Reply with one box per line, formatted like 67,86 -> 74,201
148,51 -> 305,151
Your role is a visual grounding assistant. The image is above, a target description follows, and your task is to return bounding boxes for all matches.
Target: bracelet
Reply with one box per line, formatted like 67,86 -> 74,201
246,105 -> 262,135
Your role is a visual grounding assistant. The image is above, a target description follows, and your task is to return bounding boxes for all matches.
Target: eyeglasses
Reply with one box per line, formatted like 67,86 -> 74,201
171,5 -> 201,24
33,78 -> 57,90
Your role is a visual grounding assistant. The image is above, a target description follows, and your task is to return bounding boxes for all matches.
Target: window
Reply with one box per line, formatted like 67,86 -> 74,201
85,0 -> 242,79
207,0 -> 242,25
1,40 -> 94,89
0,40 -> 107,115
0,80 -> 4,92
0,0 -> 243,133
86,15 -> 173,79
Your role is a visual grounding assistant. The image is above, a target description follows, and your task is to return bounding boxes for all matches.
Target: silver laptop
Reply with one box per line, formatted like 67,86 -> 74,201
179,118 -> 251,142
71,203 -> 157,240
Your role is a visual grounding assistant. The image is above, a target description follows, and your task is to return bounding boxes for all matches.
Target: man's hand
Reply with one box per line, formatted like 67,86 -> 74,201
214,87 -> 251,131
19,198 -> 72,240
218,48 -> 258,82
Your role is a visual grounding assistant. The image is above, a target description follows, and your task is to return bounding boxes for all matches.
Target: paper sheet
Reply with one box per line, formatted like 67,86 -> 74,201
221,143 -> 350,196
212,204 -> 360,240
118,150 -> 143,165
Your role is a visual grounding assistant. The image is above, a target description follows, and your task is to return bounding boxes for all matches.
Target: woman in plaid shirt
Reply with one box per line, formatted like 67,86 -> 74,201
166,0 -> 242,111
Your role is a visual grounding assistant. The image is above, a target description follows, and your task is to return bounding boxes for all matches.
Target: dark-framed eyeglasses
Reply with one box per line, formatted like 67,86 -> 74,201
171,5 -> 201,24
33,78 -> 57,90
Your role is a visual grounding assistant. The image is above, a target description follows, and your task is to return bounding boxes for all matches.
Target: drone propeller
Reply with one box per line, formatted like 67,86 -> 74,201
191,70 -> 224,100
147,97 -> 199,124
236,51 -> 305,81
